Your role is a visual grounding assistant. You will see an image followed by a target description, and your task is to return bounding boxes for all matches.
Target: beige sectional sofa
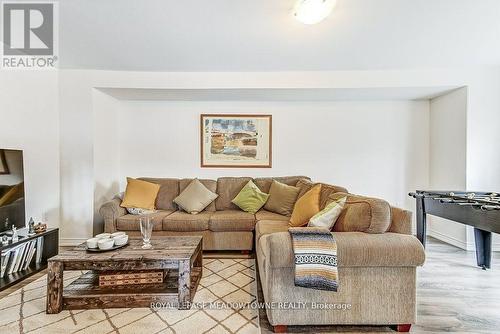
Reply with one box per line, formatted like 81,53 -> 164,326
99,175 -> 425,332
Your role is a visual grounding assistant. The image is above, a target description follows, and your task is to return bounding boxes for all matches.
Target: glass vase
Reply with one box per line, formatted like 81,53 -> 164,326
140,215 -> 153,249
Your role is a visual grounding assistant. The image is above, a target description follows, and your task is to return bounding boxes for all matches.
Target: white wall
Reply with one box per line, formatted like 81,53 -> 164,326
93,89 -> 122,234
0,71 -> 60,226
465,68 -> 500,249
428,88 -> 468,247
116,100 -> 429,211
59,71 -> 95,244
56,68 -> 500,246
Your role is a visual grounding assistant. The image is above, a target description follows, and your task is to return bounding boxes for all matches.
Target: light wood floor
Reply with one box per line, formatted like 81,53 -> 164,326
1,237 -> 498,333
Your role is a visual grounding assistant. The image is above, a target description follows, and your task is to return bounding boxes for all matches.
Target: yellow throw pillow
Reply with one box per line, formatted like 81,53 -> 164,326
120,177 -> 160,211
289,184 -> 322,227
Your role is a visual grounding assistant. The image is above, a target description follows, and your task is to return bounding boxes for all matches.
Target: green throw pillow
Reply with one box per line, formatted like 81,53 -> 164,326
231,180 -> 270,214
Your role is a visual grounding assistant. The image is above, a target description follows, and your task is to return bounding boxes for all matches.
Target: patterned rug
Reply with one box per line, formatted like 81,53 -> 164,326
0,259 -> 260,334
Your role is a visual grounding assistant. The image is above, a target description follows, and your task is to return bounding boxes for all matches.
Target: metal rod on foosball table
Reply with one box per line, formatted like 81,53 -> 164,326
481,205 -> 500,211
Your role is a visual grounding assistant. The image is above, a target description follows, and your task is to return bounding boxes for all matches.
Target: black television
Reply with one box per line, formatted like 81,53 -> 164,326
0,149 -> 25,234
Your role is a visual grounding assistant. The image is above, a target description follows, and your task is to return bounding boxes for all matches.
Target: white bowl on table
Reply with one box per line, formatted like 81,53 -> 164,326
86,238 -> 100,249
111,232 -> 126,238
113,234 -> 128,246
95,233 -> 111,239
97,238 -> 115,250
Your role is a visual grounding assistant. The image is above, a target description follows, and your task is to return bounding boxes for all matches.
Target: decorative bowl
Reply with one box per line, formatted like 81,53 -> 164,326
95,233 -> 111,239
113,234 -> 129,246
111,231 -> 126,238
86,238 -> 100,249
97,238 -> 115,250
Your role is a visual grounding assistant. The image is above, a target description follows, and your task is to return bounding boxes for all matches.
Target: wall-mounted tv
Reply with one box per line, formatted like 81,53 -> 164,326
0,149 -> 25,233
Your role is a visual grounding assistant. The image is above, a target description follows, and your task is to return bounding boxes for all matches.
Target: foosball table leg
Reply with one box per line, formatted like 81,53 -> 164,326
416,196 -> 427,248
474,228 -> 492,270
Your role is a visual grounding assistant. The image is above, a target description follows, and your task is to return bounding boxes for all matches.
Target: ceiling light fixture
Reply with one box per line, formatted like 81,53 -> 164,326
293,0 -> 337,25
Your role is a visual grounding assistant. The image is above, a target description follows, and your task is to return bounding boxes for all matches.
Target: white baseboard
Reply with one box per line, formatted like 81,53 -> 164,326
428,228 -> 500,252
60,238 -> 88,246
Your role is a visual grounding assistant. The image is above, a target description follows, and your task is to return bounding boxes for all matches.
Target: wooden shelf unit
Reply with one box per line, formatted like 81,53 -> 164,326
62,267 -> 202,309
0,228 -> 59,291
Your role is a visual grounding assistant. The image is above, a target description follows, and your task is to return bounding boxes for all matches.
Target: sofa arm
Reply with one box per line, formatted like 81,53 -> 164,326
388,206 -> 413,235
99,197 -> 127,233
262,231 -> 425,269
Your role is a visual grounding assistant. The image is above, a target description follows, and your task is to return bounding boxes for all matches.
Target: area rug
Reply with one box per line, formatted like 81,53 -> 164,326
0,259 -> 260,334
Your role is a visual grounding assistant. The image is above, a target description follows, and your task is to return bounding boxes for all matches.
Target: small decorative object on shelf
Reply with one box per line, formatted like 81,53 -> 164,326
1,235 -> 8,245
11,226 -> 18,242
28,218 -> 36,236
34,223 -> 47,233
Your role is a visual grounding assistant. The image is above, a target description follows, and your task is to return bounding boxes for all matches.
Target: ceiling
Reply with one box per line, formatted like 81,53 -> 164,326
98,86 -> 461,101
59,0 -> 500,71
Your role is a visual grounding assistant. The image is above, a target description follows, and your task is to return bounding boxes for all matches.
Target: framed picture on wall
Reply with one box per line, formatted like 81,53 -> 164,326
200,114 -> 272,168
0,150 -> 10,175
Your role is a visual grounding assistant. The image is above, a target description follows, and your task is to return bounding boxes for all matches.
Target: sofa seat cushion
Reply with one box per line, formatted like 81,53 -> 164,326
162,211 -> 212,231
255,210 -> 289,222
116,210 -> 174,231
259,231 -> 425,269
209,210 -> 256,232
255,220 -> 289,243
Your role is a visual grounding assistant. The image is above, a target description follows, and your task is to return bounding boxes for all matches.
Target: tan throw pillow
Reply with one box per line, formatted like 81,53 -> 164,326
174,179 -> 218,214
264,180 -> 300,216
120,177 -> 160,210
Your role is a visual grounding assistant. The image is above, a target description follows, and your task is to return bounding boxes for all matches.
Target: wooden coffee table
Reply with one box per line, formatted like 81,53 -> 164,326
46,236 -> 202,314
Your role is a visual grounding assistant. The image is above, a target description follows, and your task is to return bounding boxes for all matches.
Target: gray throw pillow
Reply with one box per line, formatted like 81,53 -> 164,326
174,179 -> 218,214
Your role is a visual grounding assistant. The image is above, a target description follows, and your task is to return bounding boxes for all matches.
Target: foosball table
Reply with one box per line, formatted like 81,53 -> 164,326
409,190 -> 500,269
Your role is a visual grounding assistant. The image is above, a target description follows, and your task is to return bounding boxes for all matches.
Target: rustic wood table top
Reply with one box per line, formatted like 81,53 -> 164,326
49,236 -> 203,263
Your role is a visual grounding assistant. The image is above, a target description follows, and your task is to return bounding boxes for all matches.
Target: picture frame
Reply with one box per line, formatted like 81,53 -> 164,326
200,114 -> 272,168
0,150 -> 9,175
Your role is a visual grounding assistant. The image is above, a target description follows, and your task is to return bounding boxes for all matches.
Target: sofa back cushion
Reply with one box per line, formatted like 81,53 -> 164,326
138,178 -> 179,210
319,183 -> 349,209
296,179 -> 348,208
329,192 -> 391,233
254,176 -> 310,193
215,177 -> 252,210
179,178 -> 217,212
